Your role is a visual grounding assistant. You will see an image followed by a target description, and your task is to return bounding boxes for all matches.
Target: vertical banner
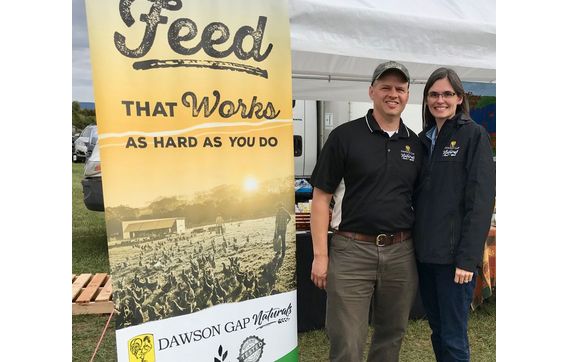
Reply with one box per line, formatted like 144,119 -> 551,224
85,1 -> 297,361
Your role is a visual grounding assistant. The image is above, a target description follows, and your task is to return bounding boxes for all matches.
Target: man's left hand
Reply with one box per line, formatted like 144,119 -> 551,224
454,267 -> 474,284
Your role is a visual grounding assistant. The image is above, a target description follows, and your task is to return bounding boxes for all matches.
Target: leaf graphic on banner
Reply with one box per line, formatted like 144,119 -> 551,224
215,344 -> 228,362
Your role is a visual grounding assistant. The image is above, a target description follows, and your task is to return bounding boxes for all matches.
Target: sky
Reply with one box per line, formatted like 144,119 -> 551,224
72,0 -> 94,102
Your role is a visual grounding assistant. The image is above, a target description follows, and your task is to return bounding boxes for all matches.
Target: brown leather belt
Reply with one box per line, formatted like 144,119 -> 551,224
333,230 -> 412,247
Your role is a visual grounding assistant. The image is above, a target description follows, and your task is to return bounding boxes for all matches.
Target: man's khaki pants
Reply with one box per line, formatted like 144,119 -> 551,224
326,234 -> 418,362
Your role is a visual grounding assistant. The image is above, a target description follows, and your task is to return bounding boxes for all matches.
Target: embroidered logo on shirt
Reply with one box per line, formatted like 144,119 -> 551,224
401,145 -> 415,162
442,140 -> 460,157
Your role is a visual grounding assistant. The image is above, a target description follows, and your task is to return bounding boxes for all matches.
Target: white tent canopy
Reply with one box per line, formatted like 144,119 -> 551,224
289,0 -> 496,102
71,0 -> 495,103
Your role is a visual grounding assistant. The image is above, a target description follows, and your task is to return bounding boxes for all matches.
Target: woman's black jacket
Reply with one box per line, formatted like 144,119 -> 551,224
413,113 -> 495,272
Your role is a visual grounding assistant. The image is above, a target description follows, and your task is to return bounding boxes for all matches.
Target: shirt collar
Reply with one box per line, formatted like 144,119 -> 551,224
426,126 -> 437,142
365,109 -> 410,138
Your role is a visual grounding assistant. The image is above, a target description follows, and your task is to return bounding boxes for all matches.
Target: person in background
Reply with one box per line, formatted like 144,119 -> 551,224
310,61 -> 422,362
413,67 -> 495,362
215,214 -> 224,235
273,202 -> 291,256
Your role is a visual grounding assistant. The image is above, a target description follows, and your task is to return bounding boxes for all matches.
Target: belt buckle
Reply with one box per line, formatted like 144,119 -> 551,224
376,233 -> 394,247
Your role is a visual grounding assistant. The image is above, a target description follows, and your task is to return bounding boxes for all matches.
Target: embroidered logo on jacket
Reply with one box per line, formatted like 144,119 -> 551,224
401,145 -> 415,162
442,140 -> 460,157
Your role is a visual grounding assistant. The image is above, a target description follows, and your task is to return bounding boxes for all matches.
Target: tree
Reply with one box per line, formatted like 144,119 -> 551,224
72,101 -> 96,131
72,100 -> 81,113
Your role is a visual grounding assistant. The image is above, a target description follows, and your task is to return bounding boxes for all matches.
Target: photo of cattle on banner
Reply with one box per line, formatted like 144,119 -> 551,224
106,181 -> 297,329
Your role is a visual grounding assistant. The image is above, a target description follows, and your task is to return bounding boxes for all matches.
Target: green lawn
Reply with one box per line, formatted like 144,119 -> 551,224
72,162 -> 495,361
72,162 -> 109,274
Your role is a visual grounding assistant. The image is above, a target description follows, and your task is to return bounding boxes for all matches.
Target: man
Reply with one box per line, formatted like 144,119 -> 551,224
215,214 -> 224,235
310,61 -> 422,362
273,202 -> 291,256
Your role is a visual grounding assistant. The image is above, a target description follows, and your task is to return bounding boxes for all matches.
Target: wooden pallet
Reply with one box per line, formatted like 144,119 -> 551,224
72,273 -> 114,315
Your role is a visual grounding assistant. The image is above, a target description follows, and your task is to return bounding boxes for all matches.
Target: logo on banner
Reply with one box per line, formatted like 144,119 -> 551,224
114,0 -> 273,78
215,344 -> 229,362
237,335 -> 265,362
400,145 -> 415,162
129,334 -> 155,362
442,140 -> 460,157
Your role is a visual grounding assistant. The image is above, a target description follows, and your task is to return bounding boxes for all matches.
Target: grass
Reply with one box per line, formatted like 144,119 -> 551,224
72,162 -> 109,274
72,162 -> 495,361
72,163 -> 115,361
297,301 -> 495,362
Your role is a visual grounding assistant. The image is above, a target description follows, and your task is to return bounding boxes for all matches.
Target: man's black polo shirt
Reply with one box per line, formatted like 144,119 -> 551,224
310,109 -> 422,234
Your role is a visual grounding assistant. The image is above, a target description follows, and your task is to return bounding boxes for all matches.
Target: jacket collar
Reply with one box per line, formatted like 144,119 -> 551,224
420,112 -> 472,140
365,109 -> 410,139
441,112 -> 472,129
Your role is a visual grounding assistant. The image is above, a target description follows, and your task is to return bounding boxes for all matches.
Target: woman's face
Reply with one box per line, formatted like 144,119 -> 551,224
426,77 -> 463,124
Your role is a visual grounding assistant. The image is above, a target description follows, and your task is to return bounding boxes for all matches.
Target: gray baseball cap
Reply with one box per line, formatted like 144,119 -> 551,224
371,61 -> 410,84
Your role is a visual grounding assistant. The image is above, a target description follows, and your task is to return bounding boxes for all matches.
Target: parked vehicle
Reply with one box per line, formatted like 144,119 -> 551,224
74,125 -> 98,163
292,100 -> 318,179
72,135 -> 79,162
81,143 -> 104,211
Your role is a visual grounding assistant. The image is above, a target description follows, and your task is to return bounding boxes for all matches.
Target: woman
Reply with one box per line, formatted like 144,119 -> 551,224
413,68 -> 495,362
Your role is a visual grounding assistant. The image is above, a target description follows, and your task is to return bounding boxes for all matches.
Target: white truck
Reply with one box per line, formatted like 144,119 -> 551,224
292,100 -> 318,179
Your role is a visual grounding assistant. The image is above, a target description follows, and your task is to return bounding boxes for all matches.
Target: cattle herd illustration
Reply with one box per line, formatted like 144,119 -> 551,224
110,215 -> 297,329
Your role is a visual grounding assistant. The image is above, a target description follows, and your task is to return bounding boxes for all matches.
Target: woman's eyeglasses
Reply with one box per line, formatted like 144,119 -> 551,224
427,91 -> 457,99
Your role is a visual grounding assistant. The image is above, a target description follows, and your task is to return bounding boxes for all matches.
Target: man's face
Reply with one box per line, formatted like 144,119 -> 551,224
369,72 -> 409,120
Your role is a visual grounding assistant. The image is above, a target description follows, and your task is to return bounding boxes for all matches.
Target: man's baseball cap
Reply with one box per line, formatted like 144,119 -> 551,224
371,61 -> 410,84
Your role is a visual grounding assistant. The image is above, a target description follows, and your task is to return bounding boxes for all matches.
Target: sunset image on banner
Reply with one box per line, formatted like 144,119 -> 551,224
85,0 -> 298,360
